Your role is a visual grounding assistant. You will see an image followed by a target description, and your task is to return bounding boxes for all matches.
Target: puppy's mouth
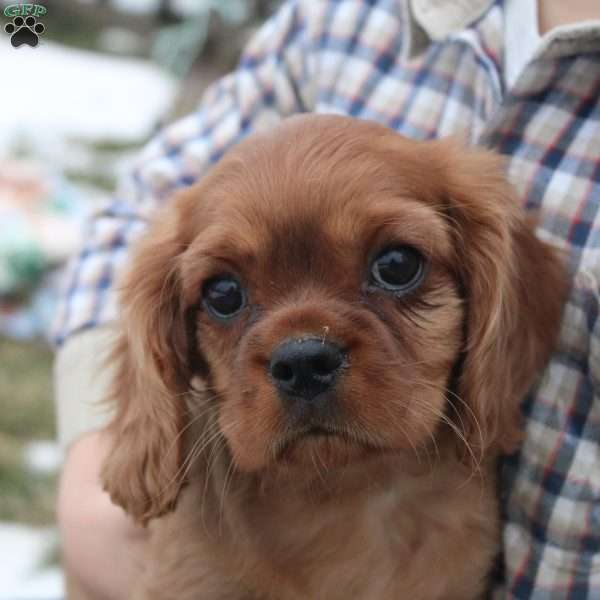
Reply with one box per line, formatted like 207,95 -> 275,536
273,423 -> 380,464
274,425 -> 332,455
306,426 -> 335,437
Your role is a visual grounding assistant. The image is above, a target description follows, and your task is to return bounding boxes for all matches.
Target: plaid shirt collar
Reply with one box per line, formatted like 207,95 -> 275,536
410,0 -> 600,57
410,0 -> 494,41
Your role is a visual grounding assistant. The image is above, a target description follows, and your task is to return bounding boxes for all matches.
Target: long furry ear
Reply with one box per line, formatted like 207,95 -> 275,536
101,192 -> 197,525
430,141 -> 567,457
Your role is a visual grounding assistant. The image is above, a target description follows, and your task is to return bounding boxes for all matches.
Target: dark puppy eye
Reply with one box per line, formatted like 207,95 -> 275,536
202,276 -> 246,319
370,246 -> 425,293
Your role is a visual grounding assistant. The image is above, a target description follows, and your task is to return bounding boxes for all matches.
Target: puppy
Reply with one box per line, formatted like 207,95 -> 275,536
101,115 -> 565,599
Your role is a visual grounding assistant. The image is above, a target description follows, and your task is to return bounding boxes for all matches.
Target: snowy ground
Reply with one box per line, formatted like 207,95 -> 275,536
0,441 -> 64,599
0,41 -> 176,157
0,523 -> 63,600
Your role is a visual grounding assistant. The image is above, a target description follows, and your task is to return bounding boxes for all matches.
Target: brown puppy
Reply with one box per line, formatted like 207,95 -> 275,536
101,115 -> 566,599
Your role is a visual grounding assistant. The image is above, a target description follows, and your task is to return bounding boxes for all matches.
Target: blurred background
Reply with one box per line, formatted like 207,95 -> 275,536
0,1 -> 279,597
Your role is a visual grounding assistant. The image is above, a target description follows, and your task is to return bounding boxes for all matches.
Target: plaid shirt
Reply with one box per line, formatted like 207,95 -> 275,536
54,0 -> 600,596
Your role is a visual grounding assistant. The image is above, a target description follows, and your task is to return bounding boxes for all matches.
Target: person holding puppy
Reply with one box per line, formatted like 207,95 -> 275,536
55,1 -> 600,598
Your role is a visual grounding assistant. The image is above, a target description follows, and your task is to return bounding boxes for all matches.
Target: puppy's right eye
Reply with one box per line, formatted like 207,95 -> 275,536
202,276 -> 246,319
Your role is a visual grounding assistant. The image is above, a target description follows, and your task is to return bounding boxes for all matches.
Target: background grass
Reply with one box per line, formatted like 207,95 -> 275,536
0,338 -> 57,526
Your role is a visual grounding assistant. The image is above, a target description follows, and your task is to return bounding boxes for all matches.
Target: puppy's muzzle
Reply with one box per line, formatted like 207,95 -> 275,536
269,338 -> 344,404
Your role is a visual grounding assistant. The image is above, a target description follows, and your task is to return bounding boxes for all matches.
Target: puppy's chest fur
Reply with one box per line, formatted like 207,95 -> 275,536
137,456 -> 499,600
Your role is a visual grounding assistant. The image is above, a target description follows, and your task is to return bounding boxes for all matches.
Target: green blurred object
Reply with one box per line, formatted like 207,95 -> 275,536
0,222 -> 46,298
0,160 -> 83,340
0,161 -> 82,299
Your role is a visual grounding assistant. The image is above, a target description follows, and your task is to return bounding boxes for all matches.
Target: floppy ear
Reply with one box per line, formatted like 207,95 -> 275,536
101,192 -> 199,525
430,141 -> 567,457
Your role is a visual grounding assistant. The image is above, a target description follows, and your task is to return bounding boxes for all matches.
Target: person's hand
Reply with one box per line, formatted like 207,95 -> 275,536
57,430 -> 148,600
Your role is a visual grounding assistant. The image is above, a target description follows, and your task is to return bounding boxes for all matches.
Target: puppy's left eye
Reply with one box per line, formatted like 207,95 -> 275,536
202,276 -> 246,319
370,246 -> 425,293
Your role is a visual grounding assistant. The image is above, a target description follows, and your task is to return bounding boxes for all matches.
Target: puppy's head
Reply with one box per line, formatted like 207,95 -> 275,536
102,115 -> 565,524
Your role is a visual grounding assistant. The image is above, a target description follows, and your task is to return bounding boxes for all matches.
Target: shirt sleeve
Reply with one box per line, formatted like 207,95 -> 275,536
52,0 -> 319,345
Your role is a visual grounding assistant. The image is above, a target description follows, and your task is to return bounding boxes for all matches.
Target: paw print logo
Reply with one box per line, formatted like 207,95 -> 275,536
4,15 -> 45,48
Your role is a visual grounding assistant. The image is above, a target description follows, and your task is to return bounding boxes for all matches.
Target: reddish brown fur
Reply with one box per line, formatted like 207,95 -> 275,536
101,115 -> 567,599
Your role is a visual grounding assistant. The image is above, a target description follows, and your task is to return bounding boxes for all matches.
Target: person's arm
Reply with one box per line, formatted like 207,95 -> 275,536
55,3 -> 320,598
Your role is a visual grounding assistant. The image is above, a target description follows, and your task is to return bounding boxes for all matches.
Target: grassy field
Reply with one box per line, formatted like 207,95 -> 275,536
0,337 -> 57,526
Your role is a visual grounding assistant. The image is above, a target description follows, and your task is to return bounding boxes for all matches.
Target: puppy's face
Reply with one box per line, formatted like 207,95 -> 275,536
102,115 -> 566,523
181,122 -> 463,472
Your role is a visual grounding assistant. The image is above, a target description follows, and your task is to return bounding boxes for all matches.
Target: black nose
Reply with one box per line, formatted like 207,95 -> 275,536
269,338 -> 344,400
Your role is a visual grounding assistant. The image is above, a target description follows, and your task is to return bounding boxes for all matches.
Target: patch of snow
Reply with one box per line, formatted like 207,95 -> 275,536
110,0 -> 161,14
0,41 -> 176,154
97,26 -> 146,54
110,0 -> 211,17
24,441 -> 63,474
0,523 -> 63,599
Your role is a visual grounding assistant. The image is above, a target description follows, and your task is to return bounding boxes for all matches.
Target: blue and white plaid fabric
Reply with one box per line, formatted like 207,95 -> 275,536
54,1 -> 600,596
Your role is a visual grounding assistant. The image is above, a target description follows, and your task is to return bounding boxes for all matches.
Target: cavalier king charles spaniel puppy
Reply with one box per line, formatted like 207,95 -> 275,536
101,115 -> 565,599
